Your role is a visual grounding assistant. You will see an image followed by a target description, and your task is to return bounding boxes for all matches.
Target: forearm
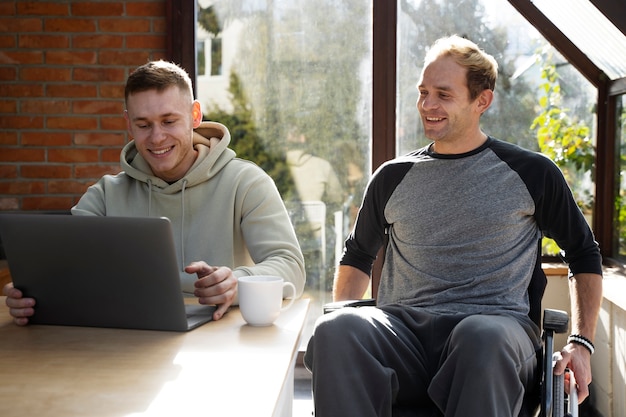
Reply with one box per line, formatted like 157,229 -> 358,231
333,264 -> 371,301
568,272 -> 603,342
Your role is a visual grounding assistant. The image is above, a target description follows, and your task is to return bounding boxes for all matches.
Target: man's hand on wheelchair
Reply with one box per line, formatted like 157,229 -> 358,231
553,343 -> 592,404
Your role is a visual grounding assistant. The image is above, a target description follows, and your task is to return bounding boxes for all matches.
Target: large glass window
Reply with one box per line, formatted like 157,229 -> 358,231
195,0 -> 373,346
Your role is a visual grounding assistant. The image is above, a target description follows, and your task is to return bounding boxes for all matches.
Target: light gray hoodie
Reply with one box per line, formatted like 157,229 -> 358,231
72,121 -> 305,296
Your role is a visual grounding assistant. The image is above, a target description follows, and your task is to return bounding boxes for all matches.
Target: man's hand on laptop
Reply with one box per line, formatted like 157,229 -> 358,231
2,282 -> 35,326
185,261 -> 237,321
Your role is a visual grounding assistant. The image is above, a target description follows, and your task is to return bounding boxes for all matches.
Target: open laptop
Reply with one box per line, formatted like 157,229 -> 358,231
0,213 -> 216,331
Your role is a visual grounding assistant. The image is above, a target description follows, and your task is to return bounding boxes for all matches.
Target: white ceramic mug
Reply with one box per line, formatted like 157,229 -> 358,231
238,276 -> 297,326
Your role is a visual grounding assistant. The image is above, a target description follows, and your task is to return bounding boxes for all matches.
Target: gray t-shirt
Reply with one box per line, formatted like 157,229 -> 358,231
341,137 -> 601,323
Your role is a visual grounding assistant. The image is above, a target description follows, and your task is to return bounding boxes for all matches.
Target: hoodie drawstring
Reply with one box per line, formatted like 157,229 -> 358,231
146,179 -> 153,216
147,178 -> 188,272
180,179 -> 188,271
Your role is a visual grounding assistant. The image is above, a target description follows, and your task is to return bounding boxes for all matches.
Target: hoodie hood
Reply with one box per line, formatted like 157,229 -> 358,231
120,121 -> 236,193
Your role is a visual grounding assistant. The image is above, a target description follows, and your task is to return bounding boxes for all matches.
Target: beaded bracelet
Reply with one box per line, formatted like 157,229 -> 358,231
567,334 -> 595,355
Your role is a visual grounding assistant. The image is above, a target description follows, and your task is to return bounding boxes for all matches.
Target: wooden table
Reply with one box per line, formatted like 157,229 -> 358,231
0,297 -> 309,417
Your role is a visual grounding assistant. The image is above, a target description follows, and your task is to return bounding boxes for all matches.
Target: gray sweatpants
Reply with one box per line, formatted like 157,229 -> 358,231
304,305 -> 541,417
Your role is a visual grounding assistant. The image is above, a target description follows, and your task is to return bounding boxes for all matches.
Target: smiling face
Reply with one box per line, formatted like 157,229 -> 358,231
417,55 -> 492,154
124,86 -> 202,182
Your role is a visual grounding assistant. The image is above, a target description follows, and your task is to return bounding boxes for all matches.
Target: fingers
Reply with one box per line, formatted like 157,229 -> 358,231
13,317 -> 30,326
184,261 -> 218,277
554,345 -> 592,404
4,284 -> 35,326
213,303 -> 230,321
2,282 -> 17,297
186,264 -> 238,321
552,351 -> 568,375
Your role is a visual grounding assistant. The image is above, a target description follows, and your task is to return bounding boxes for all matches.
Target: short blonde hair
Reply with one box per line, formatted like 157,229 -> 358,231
125,60 -> 194,104
424,35 -> 498,100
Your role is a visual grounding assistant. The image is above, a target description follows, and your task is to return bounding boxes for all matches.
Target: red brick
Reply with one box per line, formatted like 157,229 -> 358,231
20,67 -> 72,82
48,148 -> 99,163
0,35 -> 16,48
46,50 -> 97,65
0,115 -> 45,130
0,3 -> 16,16
44,18 -> 96,33
22,164 -> 72,179
0,100 -> 16,113
98,50 -> 151,66
126,2 -> 165,17
99,83 -> 125,99
47,84 -> 98,98
72,34 -> 124,49
0,50 -> 43,64
102,148 -> 122,162
0,132 -> 18,145
0,67 -> 17,81
101,116 -> 128,131
0,17 -> 43,33
47,180 -> 90,195
127,34 -> 165,49
99,18 -> 151,33
73,67 -> 126,82
17,2 -> 69,16
0,165 -> 18,178
0,84 -> 44,98
21,99 -> 72,115
73,100 -> 124,115
21,132 -> 72,146
46,117 -> 98,130
0,180 -> 45,194
75,164 -> 121,179
74,132 -> 125,146
22,196 -> 75,211
0,148 -> 45,162
71,3 -> 124,17
152,19 -> 167,34
19,34 -> 70,49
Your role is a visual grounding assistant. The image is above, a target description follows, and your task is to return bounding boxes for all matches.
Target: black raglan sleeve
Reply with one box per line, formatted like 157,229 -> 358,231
492,140 -> 602,276
340,160 -> 414,276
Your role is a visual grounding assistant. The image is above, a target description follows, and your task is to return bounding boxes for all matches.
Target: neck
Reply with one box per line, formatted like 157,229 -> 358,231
431,132 -> 488,155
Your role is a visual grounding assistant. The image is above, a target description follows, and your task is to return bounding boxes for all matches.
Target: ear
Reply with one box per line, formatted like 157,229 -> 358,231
123,110 -> 133,138
191,100 -> 203,128
475,89 -> 494,115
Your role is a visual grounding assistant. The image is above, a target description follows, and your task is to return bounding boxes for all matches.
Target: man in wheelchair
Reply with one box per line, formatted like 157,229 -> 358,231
304,35 -> 603,417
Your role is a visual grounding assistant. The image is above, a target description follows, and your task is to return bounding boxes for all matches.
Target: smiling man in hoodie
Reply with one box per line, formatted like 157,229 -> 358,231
4,60 -> 305,324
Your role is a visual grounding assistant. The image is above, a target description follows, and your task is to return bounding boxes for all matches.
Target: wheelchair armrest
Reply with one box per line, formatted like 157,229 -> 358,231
542,309 -> 569,334
323,298 -> 376,314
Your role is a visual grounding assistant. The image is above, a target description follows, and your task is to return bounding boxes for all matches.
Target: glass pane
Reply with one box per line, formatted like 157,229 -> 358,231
196,0 -> 373,348
397,0 -> 597,255
616,95 -> 626,259
532,0 -> 626,81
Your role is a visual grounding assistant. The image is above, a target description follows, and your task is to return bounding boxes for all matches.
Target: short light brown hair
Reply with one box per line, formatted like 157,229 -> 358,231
125,60 -> 194,104
424,35 -> 498,100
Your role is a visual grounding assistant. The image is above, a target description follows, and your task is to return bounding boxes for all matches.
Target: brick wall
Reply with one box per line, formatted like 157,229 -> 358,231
0,1 -> 168,211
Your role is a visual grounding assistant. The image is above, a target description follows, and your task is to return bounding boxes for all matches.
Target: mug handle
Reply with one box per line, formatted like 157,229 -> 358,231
281,281 -> 297,311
